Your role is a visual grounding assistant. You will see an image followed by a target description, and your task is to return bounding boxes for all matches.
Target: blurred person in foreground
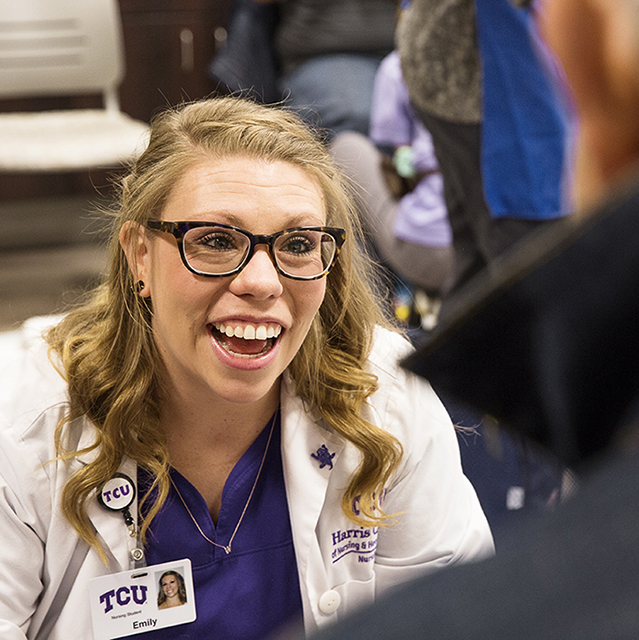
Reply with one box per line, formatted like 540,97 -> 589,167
0,96 -> 492,639
306,0 -> 639,637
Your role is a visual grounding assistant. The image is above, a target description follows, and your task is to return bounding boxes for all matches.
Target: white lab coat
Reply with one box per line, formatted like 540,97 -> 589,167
0,318 -> 493,639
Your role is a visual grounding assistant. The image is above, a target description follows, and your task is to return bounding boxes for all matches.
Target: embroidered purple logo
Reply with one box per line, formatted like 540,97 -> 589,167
311,444 -> 335,470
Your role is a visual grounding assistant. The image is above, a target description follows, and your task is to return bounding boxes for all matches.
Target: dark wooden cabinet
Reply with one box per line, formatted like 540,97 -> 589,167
118,0 -> 233,123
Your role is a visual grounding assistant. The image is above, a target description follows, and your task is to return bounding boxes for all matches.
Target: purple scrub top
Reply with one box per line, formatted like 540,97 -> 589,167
134,412 -> 303,639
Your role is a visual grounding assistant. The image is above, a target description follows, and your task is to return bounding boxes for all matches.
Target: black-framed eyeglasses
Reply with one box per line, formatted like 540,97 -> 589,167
145,220 -> 346,281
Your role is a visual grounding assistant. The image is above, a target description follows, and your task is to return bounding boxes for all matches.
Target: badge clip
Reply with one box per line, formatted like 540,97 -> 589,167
98,473 -> 145,565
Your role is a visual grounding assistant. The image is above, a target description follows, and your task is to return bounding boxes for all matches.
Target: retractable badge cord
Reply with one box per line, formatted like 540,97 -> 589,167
91,475 -> 196,638
98,473 -> 145,566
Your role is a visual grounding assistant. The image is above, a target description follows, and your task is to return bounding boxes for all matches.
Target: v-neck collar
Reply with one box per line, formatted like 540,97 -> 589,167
169,415 -> 275,538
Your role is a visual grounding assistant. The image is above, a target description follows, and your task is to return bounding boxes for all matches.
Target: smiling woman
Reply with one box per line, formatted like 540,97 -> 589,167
157,571 -> 187,610
0,96 -> 493,640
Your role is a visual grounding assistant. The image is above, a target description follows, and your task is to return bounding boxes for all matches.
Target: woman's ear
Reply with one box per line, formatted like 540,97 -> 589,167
119,221 -> 151,296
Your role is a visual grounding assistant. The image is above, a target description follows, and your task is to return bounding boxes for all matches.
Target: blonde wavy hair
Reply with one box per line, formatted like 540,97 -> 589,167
47,96 -> 402,557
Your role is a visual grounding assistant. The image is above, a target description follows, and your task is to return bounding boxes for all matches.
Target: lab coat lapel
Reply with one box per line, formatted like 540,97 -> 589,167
280,374 -> 344,627
76,422 -> 137,571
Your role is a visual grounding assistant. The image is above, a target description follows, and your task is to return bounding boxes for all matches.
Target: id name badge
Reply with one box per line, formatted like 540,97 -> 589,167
89,559 -> 196,639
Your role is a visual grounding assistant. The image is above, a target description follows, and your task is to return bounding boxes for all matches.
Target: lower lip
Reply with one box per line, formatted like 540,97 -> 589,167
208,327 -> 282,371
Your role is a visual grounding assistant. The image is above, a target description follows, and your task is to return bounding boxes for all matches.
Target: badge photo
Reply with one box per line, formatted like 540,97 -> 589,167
89,559 -> 196,639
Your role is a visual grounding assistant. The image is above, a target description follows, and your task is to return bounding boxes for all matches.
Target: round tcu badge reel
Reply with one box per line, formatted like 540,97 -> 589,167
98,473 -> 137,512
98,473 -> 144,563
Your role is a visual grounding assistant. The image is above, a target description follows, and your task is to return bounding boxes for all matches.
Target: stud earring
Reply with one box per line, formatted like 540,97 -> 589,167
134,280 -> 145,293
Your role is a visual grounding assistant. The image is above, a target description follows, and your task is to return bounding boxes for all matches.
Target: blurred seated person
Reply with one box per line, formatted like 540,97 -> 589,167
210,0 -> 397,137
330,50 -> 453,331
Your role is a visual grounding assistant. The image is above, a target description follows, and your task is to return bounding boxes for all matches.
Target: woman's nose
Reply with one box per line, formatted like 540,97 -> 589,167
228,246 -> 284,299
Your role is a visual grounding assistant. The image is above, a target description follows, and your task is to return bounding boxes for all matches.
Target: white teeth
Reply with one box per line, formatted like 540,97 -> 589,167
213,322 -> 282,340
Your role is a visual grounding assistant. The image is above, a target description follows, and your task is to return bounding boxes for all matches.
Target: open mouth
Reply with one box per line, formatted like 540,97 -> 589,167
210,322 -> 282,359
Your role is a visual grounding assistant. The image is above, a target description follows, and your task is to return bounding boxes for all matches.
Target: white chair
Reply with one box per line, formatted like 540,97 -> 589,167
0,0 -> 149,172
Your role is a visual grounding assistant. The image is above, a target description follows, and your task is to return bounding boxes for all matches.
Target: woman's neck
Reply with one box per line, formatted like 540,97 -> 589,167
157,379 -> 280,518
158,369 -> 280,441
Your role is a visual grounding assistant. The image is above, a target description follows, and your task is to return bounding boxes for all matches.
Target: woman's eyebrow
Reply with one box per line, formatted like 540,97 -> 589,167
191,211 -> 325,228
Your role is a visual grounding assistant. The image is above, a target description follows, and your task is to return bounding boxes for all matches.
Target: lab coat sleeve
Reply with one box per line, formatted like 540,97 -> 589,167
369,334 -> 494,593
0,415 -> 49,640
0,320 -> 66,640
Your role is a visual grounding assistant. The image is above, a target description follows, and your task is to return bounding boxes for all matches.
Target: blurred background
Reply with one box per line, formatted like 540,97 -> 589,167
0,0 -> 233,330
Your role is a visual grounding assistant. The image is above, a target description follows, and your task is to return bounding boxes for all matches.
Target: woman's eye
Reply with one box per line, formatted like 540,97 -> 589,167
282,234 -> 315,254
197,231 -> 237,251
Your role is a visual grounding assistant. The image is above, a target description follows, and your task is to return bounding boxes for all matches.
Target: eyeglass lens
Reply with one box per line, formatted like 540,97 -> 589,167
183,226 -> 337,277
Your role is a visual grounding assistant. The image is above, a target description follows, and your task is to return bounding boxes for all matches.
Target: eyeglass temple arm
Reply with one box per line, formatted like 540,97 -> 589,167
146,220 -> 176,233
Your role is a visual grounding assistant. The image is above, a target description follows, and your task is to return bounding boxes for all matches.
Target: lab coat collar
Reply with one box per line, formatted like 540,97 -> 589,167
75,420 -> 138,571
280,372 -> 345,629
280,372 -> 345,531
